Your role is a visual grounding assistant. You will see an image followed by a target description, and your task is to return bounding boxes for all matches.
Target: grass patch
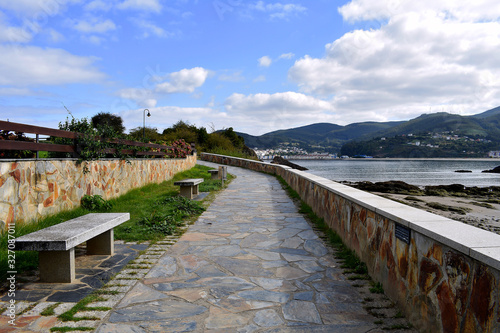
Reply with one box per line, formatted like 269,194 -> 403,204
275,176 -> 370,278
471,201 -> 495,209
426,202 -> 471,215
41,302 -> 61,316
0,164 -> 232,281
404,196 -> 424,202
370,282 -> 385,294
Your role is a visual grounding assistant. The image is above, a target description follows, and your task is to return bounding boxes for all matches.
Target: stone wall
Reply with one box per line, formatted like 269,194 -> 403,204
0,154 -> 197,227
200,153 -> 500,332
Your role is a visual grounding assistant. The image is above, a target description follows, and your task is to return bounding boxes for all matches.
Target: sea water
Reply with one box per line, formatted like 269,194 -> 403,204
290,159 -> 500,187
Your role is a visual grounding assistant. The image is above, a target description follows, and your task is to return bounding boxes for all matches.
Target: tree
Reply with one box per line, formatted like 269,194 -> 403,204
128,126 -> 161,141
91,112 -> 125,135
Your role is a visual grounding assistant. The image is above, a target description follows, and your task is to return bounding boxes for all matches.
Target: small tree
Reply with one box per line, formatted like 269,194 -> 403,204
91,112 -> 125,135
129,126 -> 161,141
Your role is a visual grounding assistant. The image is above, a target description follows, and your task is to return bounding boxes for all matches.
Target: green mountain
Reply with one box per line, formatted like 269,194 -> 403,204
237,106 -> 500,157
238,121 -> 403,153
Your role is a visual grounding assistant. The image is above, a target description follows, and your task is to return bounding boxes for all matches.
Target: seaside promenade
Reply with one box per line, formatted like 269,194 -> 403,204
95,161 -> 410,332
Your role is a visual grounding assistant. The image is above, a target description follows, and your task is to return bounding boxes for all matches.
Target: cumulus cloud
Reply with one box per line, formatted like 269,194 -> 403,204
258,56 -> 272,67
155,67 -> 211,94
117,67 -> 211,108
117,88 -> 157,108
0,45 -> 105,86
289,1 -> 500,122
224,92 -> 337,134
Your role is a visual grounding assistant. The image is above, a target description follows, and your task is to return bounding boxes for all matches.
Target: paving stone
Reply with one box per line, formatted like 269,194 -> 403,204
144,256 -> 177,278
213,257 -> 273,277
205,306 -> 249,329
46,287 -> 94,302
304,239 -> 329,257
253,309 -> 284,327
116,283 -> 169,308
138,319 -> 198,332
96,323 -> 146,333
295,260 -> 325,273
250,277 -> 284,290
236,290 -> 290,303
282,300 -> 322,324
108,300 -> 207,322
294,291 -> 315,301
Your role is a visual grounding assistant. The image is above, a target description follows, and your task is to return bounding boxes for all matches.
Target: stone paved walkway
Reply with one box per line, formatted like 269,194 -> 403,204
95,162 -> 384,332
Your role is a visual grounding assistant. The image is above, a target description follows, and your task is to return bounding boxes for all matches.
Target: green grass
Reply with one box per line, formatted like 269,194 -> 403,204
0,164 -> 232,281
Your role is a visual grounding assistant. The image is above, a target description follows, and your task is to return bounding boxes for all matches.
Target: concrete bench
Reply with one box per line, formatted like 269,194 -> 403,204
15,213 -> 130,283
208,170 -> 219,180
174,178 -> 204,199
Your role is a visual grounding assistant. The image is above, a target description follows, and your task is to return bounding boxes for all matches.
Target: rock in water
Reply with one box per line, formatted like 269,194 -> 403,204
270,156 -> 308,171
455,170 -> 472,173
482,165 -> 500,173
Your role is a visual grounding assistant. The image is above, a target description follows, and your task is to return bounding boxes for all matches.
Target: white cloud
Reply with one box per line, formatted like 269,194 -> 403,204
155,67 -> 211,94
0,20 -> 32,43
218,71 -> 245,82
71,17 -> 116,34
0,45 -> 105,86
279,52 -> 294,60
224,92 -> 337,134
0,0 -> 67,15
133,20 -> 173,38
117,67 -> 211,109
0,87 -> 33,96
289,3 -> 500,123
117,0 -> 162,13
249,1 -> 306,20
84,0 -> 113,12
117,88 -> 157,108
258,55 -> 272,67
253,75 -> 266,82
338,0 -> 500,23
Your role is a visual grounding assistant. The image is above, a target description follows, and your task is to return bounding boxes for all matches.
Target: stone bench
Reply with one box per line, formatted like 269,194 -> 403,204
15,213 -> 130,283
208,169 -> 219,180
174,178 -> 204,199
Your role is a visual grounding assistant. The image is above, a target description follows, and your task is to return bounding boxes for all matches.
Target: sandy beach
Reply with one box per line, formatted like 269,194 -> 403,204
373,191 -> 500,235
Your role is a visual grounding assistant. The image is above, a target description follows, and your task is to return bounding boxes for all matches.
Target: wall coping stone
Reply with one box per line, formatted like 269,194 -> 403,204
201,153 -> 500,271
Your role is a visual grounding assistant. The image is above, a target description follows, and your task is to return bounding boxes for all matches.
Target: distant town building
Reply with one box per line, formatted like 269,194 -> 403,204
489,151 -> 500,158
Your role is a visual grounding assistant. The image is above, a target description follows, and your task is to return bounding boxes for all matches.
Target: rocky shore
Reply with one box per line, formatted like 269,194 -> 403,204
345,180 -> 500,235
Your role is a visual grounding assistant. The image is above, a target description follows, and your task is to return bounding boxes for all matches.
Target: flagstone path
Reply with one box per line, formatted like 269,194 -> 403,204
95,161 -> 387,332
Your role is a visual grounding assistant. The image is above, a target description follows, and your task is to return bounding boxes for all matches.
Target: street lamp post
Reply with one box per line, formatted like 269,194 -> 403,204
143,109 -> 151,139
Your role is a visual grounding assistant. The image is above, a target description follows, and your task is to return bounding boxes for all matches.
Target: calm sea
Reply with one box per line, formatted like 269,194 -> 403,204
290,159 -> 500,187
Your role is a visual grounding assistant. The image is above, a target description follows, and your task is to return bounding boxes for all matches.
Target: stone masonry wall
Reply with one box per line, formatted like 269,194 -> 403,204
200,152 -> 500,332
0,154 -> 197,227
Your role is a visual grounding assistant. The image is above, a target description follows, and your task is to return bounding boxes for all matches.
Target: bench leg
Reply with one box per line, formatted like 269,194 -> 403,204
193,184 -> 199,196
39,249 -> 75,283
179,185 -> 193,199
87,229 -> 114,255
211,173 -> 218,180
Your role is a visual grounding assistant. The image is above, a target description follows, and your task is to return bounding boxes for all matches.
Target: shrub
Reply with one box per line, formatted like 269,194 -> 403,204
81,195 -> 112,211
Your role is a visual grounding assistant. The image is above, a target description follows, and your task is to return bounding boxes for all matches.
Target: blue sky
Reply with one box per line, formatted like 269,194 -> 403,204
1,0 -> 500,135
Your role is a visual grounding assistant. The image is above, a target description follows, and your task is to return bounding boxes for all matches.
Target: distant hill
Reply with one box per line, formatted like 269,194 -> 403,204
237,106 -> 500,157
238,121 -> 403,153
